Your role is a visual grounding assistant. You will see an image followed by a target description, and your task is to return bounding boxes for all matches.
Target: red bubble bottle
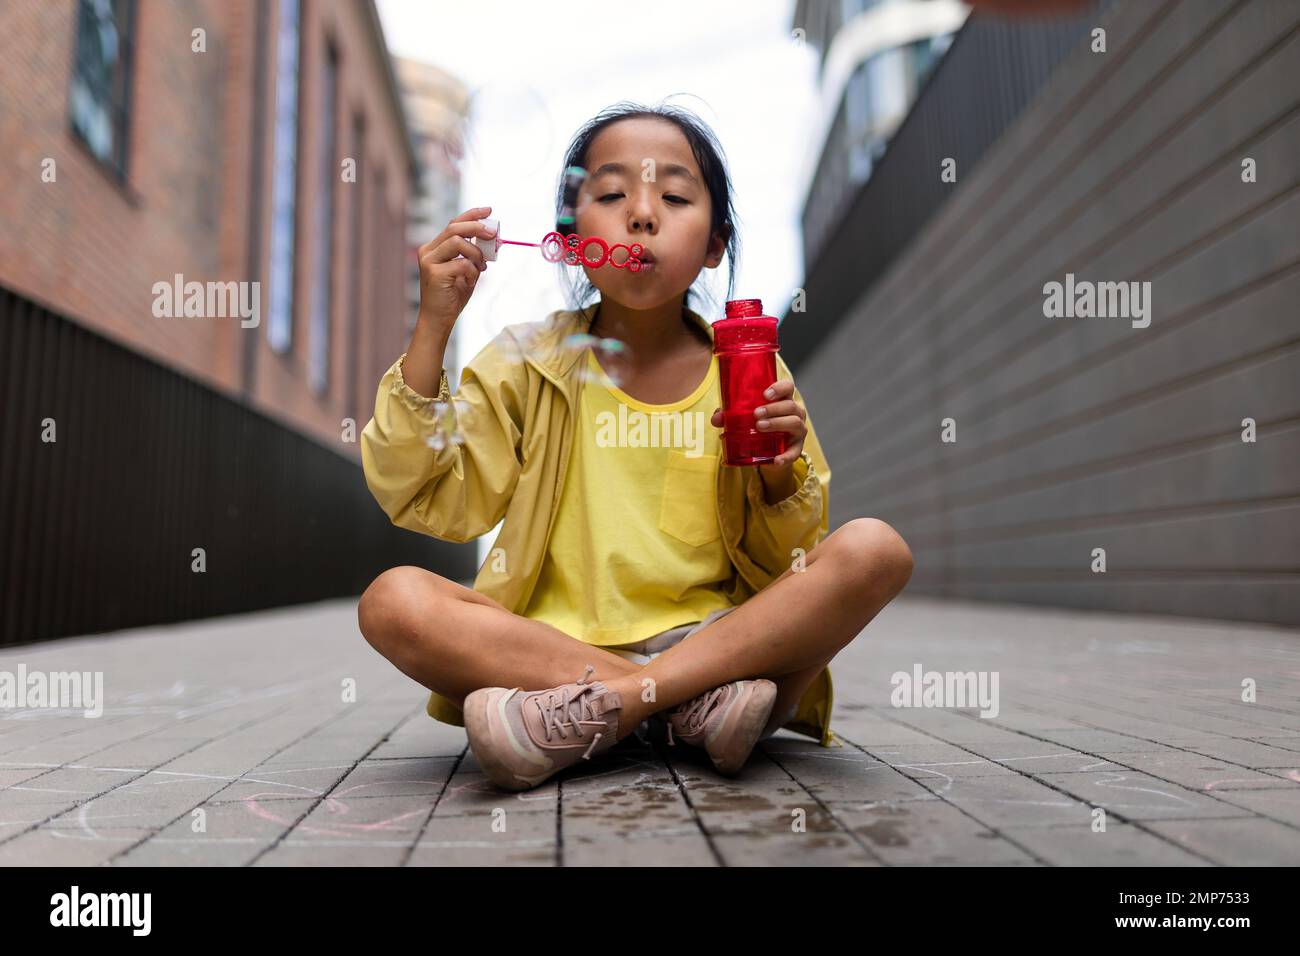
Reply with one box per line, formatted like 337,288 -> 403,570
713,298 -> 787,466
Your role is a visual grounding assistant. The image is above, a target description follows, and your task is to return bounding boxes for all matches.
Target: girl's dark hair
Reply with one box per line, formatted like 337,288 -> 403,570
553,100 -> 740,318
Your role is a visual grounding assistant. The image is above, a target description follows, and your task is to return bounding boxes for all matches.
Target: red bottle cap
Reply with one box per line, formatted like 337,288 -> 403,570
714,298 -> 778,351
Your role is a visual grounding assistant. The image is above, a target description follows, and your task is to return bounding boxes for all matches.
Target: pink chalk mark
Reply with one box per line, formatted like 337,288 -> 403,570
243,780 -> 439,837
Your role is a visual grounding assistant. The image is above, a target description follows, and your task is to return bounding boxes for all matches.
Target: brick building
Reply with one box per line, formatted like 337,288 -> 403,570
0,0 -> 477,644
0,0 -> 420,446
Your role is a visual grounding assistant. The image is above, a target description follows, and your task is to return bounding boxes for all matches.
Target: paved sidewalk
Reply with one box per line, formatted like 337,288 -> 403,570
0,594 -> 1297,866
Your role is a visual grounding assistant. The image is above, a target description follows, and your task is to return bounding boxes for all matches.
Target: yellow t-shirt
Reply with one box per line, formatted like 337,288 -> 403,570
522,347 -> 735,645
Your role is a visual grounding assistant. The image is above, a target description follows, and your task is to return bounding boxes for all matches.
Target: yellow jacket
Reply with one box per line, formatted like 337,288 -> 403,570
360,301 -> 838,747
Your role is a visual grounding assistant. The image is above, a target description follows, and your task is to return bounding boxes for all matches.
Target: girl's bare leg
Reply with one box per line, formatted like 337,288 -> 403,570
607,517 -> 914,737
357,568 -> 642,710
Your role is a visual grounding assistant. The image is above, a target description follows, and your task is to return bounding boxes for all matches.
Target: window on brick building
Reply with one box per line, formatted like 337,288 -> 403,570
309,43 -> 339,395
267,0 -> 303,354
346,114 -> 366,426
69,0 -> 136,179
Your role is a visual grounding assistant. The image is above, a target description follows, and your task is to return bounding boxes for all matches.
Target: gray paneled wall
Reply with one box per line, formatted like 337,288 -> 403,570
797,0 -> 1300,624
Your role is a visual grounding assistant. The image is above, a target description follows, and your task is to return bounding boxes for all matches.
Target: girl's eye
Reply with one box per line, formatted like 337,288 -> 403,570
595,193 -> 689,205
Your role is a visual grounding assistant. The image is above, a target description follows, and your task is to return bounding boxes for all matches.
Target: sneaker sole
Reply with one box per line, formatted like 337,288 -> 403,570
463,687 -> 556,792
709,679 -> 778,775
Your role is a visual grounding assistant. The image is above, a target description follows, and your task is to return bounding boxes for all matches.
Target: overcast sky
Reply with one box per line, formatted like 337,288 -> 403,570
377,0 -> 820,357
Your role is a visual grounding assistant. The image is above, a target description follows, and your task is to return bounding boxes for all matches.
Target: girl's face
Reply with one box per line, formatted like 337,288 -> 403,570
573,117 -> 725,309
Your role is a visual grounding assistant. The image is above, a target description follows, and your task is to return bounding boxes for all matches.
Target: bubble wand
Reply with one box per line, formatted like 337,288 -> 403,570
475,219 -> 646,272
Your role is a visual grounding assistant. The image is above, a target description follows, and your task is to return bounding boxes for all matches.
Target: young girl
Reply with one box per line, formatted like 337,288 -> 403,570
358,103 -> 914,792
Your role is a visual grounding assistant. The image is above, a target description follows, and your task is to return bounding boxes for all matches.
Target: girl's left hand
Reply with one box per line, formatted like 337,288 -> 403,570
710,378 -> 806,469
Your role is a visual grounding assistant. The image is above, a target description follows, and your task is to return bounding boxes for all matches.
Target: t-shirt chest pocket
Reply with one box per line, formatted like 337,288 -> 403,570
658,449 -> 721,547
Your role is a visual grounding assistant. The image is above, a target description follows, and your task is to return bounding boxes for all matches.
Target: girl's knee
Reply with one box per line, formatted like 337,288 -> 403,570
358,566 -> 440,648
828,518 -> 913,595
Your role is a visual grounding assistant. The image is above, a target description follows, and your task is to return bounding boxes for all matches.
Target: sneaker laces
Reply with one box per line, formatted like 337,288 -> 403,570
664,685 -> 727,746
532,664 -> 612,760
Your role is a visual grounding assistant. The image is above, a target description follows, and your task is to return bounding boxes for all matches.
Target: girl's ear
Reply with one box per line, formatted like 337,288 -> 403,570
704,230 -> 726,268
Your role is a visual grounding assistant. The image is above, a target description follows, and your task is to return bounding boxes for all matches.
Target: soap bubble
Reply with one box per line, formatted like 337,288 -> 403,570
563,333 -> 631,387
458,80 -> 554,180
500,323 -> 545,367
423,399 -> 467,451
557,166 -> 589,227
561,332 -> 599,352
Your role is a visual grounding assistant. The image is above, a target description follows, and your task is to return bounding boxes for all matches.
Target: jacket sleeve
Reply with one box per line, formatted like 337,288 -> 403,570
738,352 -> 831,584
360,333 -> 527,544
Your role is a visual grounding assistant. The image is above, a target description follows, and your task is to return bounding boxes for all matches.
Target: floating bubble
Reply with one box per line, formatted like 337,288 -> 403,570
595,336 -> 628,358
498,324 -> 545,367
576,363 -> 626,388
422,400 -> 464,451
460,80 -> 555,180
558,166 -> 589,227
562,332 -> 600,352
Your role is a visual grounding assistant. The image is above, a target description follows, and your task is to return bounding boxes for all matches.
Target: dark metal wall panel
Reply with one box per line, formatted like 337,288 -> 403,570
793,0 -> 1300,625
0,285 -> 476,647
785,1 -> 1108,368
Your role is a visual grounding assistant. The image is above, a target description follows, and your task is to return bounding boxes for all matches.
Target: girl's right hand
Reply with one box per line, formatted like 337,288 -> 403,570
416,206 -> 498,335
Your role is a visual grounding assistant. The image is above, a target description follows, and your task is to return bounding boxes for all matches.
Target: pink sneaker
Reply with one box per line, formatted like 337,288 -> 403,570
462,665 -> 624,792
660,679 -> 778,774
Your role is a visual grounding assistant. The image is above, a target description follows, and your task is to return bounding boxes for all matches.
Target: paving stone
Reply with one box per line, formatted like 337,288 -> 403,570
561,771 -> 697,843
832,800 -> 1037,865
207,765 -> 353,803
1203,787 -> 1300,827
711,832 -> 879,866
113,799 -> 319,866
1,595 -> 1296,866
879,744 -> 1028,780
1170,737 -> 1300,769
42,777 -> 228,830
0,827 -> 152,866
1033,770 -> 1258,822
1089,750 -> 1298,791
998,821 -> 1215,865
411,811 -> 556,866
429,771 -> 558,817
325,757 -> 457,799
255,842 -> 408,866
562,831 -> 715,866
369,714 -> 467,760
0,767 -> 50,787
285,793 -> 430,845
686,780 -> 840,837
1142,817 -> 1300,866
917,774 -> 1093,828
764,747 -> 934,803
1038,730 -> 1173,753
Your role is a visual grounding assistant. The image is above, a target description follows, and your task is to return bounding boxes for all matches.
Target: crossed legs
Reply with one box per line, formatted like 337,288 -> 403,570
357,517 -> 914,742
